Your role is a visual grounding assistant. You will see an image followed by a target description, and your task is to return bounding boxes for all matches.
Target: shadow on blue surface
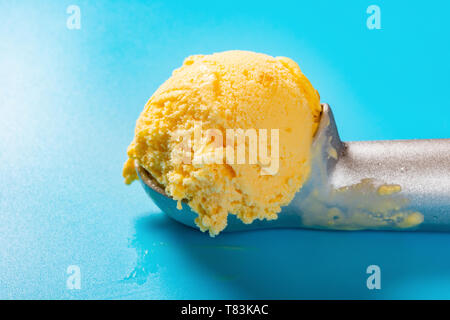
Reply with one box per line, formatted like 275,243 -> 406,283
127,212 -> 450,299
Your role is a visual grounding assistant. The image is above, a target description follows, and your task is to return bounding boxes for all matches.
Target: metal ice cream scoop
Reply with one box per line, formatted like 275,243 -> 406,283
136,104 -> 450,232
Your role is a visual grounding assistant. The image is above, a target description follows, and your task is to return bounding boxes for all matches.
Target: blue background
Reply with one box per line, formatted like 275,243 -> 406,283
1,0 -> 450,299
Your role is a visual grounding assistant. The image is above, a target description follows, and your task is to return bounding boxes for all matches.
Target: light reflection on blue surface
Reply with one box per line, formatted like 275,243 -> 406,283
1,0 -> 450,299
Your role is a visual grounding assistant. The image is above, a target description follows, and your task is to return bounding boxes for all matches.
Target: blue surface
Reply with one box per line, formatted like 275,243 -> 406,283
1,0 -> 450,299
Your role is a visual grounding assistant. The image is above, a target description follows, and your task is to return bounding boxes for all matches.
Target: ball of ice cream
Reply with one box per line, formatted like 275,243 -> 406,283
123,50 -> 321,236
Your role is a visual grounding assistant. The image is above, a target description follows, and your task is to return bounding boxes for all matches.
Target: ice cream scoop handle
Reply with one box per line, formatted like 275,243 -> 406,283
330,139 -> 450,231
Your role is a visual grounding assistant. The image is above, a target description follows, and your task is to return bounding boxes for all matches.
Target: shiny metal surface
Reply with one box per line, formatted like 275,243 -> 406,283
137,104 -> 450,232
333,139 -> 450,231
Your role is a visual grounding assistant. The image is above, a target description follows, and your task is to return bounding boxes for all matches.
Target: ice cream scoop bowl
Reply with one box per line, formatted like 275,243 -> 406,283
137,104 -> 450,233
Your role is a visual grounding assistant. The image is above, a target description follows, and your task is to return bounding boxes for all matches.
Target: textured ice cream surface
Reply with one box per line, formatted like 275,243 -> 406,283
123,50 -> 321,236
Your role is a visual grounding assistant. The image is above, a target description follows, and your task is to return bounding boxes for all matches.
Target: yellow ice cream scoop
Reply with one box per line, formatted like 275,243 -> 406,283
125,50 -> 450,235
123,50 -> 321,236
